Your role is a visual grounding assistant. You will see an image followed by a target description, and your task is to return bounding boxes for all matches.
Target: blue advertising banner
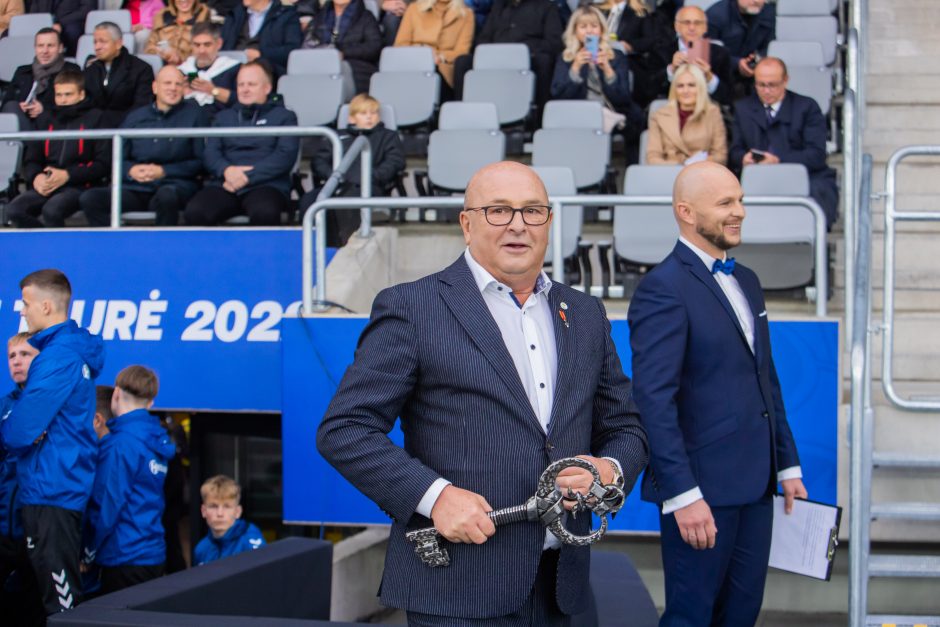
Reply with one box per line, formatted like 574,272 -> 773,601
0,229 -> 319,412
281,317 -> 839,533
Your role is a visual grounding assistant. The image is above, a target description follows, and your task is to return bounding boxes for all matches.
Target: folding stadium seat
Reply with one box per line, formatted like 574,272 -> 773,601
413,101 -> 504,221
75,33 -> 136,66
776,0 -> 836,16
369,47 -> 439,129
638,130 -> 649,165
0,114 -> 22,225
775,15 -> 839,65
136,54 -> 163,76
462,43 -> 535,127
738,163 -> 818,290
279,50 -> 345,127
84,9 -> 132,34
8,13 -> 53,38
532,101 -> 610,192
767,40 -> 832,114
533,166 -> 589,287
0,37 -> 36,82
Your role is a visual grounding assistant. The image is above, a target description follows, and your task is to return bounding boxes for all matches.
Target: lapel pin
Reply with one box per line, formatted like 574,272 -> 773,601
559,309 -> 569,328
560,302 -> 568,310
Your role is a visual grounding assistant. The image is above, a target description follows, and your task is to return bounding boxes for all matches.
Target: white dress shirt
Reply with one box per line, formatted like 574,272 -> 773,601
247,1 -> 272,38
661,238 -> 801,515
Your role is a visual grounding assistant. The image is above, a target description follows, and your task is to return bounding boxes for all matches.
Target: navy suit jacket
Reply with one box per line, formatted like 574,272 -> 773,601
730,90 -> 839,224
317,256 -> 648,619
628,242 -> 799,507
705,0 -> 775,67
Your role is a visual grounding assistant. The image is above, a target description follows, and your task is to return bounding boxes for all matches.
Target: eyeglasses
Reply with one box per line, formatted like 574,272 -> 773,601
755,81 -> 784,90
464,205 -> 552,226
676,19 -> 706,26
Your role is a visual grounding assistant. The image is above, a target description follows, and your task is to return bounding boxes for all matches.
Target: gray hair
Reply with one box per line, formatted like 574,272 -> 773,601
94,21 -> 123,42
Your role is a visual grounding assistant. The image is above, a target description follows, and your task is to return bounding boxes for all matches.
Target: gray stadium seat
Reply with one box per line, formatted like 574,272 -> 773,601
767,40 -> 826,66
278,74 -> 344,127
647,98 -> 669,124
0,37 -> 35,82
369,47 -> 439,128
136,53 -> 163,76
613,165 -> 682,268
775,16 -> 839,65
767,41 -> 832,113
336,104 -> 398,130
286,48 -> 342,75
463,44 -> 534,126
0,114 -> 21,205
738,163 -> 817,289
473,42 -> 529,70
776,0 -> 836,15
75,33 -> 136,67
84,9 -> 132,34
419,101 -> 505,193
8,13 -> 53,38
638,130 -> 649,165
533,101 -> 610,190
534,166 -> 585,286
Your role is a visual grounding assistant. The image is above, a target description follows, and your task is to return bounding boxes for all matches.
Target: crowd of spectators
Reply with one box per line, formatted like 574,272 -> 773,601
0,0 -> 840,227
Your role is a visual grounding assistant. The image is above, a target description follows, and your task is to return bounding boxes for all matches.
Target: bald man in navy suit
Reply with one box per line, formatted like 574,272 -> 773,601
628,162 -> 807,626
318,162 -> 648,626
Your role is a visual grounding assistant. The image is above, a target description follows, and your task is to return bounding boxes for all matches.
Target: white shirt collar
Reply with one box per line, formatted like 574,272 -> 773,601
678,236 -> 727,270
464,248 -> 552,299
765,98 -> 783,115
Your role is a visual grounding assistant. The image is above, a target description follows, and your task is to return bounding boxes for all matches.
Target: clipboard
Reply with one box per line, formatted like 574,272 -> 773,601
768,494 -> 842,581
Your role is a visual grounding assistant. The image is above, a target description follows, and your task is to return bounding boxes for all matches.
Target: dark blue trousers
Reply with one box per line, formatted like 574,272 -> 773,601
659,495 -> 773,627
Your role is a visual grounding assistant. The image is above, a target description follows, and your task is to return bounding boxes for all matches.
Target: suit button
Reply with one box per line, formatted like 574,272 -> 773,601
762,411 -> 770,418
544,441 -> 554,453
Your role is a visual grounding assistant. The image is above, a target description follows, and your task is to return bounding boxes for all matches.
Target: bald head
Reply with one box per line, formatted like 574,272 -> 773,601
464,161 -> 548,210
153,65 -> 186,110
673,162 -> 745,258
675,5 -> 707,41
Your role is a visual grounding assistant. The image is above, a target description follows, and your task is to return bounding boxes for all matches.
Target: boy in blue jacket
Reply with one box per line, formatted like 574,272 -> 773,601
83,366 -> 175,594
1,269 -> 104,616
194,475 -> 265,565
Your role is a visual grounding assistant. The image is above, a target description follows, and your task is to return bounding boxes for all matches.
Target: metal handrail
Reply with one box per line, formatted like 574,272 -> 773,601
843,27 -> 859,342
882,146 -> 940,411
849,153 -> 874,627
308,134 -> 373,242
0,126 -> 343,227
301,194 -> 830,317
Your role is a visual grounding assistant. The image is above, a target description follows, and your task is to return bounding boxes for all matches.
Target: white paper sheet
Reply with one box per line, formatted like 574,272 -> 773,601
768,495 -> 840,580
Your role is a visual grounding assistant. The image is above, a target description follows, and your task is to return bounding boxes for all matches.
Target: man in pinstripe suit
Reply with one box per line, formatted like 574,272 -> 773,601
318,161 -> 649,626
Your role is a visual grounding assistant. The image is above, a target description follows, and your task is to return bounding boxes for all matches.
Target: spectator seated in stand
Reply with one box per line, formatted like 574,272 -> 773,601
184,60 -> 299,225
123,0 -> 167,52
194,475 -> 265,566
0,0 -> 23,37
178,21 -> 240,119
454,0 -> 562,112
83,21 -> 156,127
219,0 -> 302,77
647,63 -> 727,165
6,70 -> 110,228
551,6 -> 643,142
82,365 -> 175,595
144,0 -> 212,66
730,56 -> 838,227
605,0 -> 673,108
26,0 -> 92,55
300,0 -> 382,97
80,65 -> 209,227
302,93 -> 405,246
393,0 -> 474,101
1,28 -> 82,130
706,0 -> 775,95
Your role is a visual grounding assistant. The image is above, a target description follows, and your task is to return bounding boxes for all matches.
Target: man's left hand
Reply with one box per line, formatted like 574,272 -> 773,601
554,455 -> 614,511
781,478 -> 808,514
44,167 -> 69,193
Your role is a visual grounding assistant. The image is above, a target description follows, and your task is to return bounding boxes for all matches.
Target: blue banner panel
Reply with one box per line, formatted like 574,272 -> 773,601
281,317 -> 839,532
0,229 -> 320,412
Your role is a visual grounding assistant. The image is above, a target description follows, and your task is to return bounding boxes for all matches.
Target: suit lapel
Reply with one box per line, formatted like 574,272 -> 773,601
547,286 -> 576,435
737,269 -> 767,366
438,258 -> 542,429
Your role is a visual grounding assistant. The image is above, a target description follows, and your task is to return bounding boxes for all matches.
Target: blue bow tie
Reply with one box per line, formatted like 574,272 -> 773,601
712,258 -> 736,275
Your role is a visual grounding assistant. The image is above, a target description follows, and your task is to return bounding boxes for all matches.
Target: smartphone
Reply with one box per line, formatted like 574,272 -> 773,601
685,39 -> 710,66
585,34 -> 599,62
187,71 -> 199,83
750,149 -> 767,163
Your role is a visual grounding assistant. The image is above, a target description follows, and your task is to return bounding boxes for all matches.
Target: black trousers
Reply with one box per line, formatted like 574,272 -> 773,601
0,534 -> 44,626
407,550 -> 571,627
80,186 -> 191,227
99,563 -> 164,595
6,188 -> 82,228
21,505 -> 83,616
184,185 -> 286,226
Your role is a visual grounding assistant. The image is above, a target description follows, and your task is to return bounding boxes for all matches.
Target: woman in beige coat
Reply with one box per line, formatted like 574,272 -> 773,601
647,63 -> 727,165
393,0 -> 473,93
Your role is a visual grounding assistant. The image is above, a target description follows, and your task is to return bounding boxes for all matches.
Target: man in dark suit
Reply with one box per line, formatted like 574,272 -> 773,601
219,0 -> 302,77
656,5 -> 733,107
705,0 -> 774,86
730,57 -> 839,227
318,161 -> 648,625
628,161 -> 808,626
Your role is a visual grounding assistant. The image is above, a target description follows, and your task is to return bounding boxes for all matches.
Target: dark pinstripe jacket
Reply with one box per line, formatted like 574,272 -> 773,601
317,256 -> 649,619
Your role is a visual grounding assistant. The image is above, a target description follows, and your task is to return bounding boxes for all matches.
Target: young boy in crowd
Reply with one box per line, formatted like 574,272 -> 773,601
303,93 -> 406,246
82,366 -> 175,594
194,475 -> 265,566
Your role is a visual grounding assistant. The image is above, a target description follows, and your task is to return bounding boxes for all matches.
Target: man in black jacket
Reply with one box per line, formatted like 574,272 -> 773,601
453,0 -> 562,112
220,0 -> 302,77
80,66 -> 210,227
26,0 -> 94,55
1,28 -> 81,130
706,0 -> 775,94
6,70 -> 110,228
83,22 -> 155,128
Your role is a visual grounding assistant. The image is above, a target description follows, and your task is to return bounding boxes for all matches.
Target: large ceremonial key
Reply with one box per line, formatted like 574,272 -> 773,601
406,457 -> 625,567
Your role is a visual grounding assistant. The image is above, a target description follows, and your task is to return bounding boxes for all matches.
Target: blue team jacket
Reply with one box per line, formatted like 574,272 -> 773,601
0,389 -> 23,539
0,321 -> 104,512
84,409 -> 176,567
194,519 -> 266,565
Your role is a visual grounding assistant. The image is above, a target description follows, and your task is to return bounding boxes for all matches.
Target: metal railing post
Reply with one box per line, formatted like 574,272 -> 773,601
109,134 -> 123,228
358,142 -> 373,238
